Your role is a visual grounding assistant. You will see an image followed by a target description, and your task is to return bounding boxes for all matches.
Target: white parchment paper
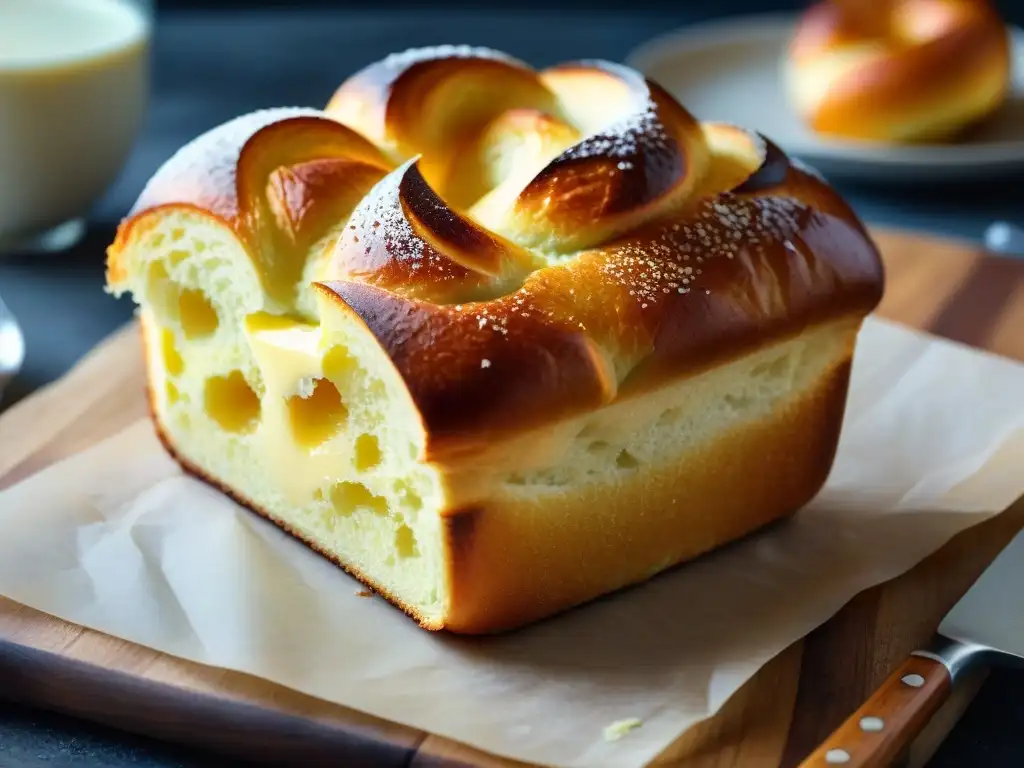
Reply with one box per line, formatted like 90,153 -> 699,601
0,316 -> 1021,768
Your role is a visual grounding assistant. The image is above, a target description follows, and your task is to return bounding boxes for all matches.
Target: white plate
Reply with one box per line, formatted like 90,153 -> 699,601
627,13 -> 1024,183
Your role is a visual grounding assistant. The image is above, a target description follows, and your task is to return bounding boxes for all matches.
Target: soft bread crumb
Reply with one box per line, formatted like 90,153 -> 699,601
603,718 -> 642,742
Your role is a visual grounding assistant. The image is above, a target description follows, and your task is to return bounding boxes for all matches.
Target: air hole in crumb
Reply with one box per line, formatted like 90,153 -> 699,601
148,233 -> 166,248
322,345 -> 361,384
168,249 -> 189,266
724,393 -> 753,411
141,274 -> 217,338
330,481 -> 388,517
178,289 -> 220,339
533,469 -> 569,487
146,261 -> 172,307
166,380 -> 180,405
287,379 -> 348,448
170,227 -> 185,241
658,407 -> 681,425
395,524 -> 420,558
616,450 -> 640,469
506,473 -> 526,485
192,240 -> 207,253
394,480 -> 423,511
161,329 -> 184,377
751,355 -> 790,380
577,422 -> 600,438
587,440 -> 610,454
354,433 -> 382,471
204,371 -> 260,433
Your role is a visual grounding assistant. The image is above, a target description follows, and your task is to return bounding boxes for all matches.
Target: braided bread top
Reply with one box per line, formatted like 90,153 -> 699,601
108,46 -> 884,453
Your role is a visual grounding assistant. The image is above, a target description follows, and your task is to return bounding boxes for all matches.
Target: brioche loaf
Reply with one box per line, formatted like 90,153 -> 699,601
785,0 -> 1011,143
106,46 -> 884,634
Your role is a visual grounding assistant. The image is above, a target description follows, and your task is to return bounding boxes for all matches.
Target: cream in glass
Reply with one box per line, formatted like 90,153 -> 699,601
0,0 -> 150,252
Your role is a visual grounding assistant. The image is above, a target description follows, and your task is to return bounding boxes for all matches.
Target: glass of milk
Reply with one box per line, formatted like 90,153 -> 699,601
0,0 -> 152,254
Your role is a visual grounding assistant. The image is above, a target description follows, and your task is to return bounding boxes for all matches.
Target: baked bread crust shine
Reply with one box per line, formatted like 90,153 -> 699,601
785,0 -> 1011,143
107,46 -> 884,633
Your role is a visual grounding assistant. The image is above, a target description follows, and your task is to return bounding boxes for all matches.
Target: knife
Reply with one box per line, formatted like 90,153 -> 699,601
0,291 -> 25,402
799,524 -> 1024,767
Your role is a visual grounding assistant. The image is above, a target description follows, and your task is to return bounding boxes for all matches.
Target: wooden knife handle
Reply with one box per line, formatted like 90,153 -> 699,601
798,655 -> 951,767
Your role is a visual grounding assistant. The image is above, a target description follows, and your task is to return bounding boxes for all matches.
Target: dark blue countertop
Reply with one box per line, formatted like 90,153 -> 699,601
1,7 -> 1023,766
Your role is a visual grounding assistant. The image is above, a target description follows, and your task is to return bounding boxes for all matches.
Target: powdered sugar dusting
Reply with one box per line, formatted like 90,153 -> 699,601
454,192 -> 805,340
561,96 -> 668,162
376,45 -> 525,76
711,122 -> 769,159
132,107 -> 323,217
336,159 -> 466,284
342,159 -> 425,266
469,304 -> 512,337
500,193 -> 803,328
549,60 -> 670,164
595,194 -> 803,308
561,95 -> 671,167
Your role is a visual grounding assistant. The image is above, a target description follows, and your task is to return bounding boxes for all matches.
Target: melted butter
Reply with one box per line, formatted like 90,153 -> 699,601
244,313 -> 346,505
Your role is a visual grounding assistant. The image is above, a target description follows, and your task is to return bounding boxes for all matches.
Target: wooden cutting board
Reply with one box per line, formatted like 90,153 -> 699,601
0,227 -> 1022,768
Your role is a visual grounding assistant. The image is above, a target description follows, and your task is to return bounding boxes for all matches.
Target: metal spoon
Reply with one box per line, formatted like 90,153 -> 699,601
984,221 -> 1024,257
0,291 -> 25,402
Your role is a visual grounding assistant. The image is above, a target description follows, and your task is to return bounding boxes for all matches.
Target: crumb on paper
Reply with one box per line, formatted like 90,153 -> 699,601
603,718 -> 642,742
355,589 -> 374,598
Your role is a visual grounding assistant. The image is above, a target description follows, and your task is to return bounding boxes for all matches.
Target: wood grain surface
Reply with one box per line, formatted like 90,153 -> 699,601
0,227 -> 1022,768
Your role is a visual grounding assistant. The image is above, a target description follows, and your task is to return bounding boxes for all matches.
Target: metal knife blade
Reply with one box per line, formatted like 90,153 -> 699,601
800,523 -> 1024,766
938,524 -> 1024,663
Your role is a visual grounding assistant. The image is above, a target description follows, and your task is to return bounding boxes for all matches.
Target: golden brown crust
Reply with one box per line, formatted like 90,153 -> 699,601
508,71 -> 708,251
441,322 -> 858,634
109,47 -> 885,459
316,281 -> 615,457
327,158 -> 538,304
324,46 -> 560,192
318,147 -> 882,456
787,0 -> 1011,141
